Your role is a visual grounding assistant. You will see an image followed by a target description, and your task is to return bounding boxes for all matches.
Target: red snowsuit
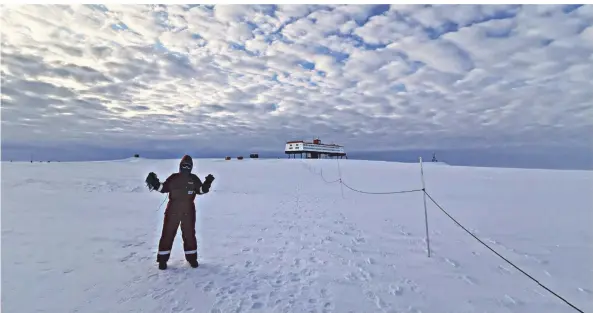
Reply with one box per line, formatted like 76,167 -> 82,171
155,164 -> 208,263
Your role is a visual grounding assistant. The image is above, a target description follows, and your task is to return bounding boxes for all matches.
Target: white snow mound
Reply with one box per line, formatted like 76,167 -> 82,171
2,158 -> 592,313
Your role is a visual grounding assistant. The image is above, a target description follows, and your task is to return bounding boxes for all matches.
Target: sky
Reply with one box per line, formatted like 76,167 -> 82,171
1,4 -> 592,169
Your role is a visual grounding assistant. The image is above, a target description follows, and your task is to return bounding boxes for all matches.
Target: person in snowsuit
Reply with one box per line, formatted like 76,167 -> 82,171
145,155 -> 215,270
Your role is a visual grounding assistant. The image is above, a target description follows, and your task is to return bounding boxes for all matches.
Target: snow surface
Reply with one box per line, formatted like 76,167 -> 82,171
2,158 -> 592,313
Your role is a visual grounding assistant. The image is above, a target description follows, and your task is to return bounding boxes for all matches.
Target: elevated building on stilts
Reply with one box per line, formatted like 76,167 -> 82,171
284,138 -> 347,159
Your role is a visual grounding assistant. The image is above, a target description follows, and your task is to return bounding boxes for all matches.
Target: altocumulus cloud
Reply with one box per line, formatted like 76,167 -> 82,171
1,4 -> 592,160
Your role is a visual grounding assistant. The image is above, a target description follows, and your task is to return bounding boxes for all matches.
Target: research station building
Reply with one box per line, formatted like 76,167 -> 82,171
285,138 -> 347,159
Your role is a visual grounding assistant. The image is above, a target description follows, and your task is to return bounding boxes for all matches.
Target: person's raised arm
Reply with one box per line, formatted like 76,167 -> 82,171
201,174 -> 215,194
193,174 -> 214,195
146,172 -> 175,193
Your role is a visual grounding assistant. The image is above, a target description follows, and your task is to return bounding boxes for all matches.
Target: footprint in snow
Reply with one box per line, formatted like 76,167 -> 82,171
459,275 -> 477,285
578,287 -> 593,294
351,237 -> 366,244
364,290 -> 386,309
389,284 -> 404,296
399,230 -> 411,237
120,252 -> 137,262
500,294 -> 522,307
203,281 -> 214,292
444,258 -> 459,268
498,265 -> 513,275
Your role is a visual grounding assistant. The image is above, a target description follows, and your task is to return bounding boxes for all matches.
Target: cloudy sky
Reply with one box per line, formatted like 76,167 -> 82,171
1,4 -> 592,167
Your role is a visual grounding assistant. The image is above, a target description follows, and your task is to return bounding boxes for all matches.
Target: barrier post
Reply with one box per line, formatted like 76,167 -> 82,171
337,158 -> 345,199
420,157 -> 431,257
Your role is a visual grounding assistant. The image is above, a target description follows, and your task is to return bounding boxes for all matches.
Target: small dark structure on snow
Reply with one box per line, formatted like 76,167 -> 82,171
237,156 -> 244,160
250,153 -> 259,159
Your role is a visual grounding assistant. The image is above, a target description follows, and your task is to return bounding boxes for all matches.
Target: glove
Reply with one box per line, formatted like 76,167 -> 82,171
145,172 -> 161,191
201,174 -> 215,193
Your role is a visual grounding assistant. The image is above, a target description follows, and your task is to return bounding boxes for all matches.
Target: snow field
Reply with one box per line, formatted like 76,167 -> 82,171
1,158 -> 592,313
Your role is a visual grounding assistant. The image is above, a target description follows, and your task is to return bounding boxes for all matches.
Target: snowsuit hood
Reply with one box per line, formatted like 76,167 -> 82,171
179,155 -> 193,174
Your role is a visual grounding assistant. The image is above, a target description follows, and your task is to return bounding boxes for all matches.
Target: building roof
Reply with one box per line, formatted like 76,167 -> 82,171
286,140 -> 343,148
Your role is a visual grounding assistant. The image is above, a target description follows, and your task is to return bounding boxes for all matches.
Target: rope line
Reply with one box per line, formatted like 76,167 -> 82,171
423,190 -> 585,313
300,159 -> 584,312
341,180 -> 423,195
156,194 -> 168,211
320,168 -> 341,184
312,163 -> 421,194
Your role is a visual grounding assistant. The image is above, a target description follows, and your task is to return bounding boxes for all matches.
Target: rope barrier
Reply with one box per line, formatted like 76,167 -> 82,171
319,168 -> 341,184
341,180 -> 423,195
308,161 -> 421,195
423,190 -> 585,313
302,159 -> 585,313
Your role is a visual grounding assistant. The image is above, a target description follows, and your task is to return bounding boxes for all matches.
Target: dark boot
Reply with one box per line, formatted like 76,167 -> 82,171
188,260 -> 199,268
159,261 -> 167,270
